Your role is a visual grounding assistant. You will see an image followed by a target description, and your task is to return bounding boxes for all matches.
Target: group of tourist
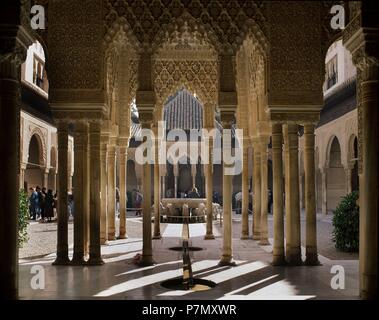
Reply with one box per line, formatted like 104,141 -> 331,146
28,186 -> 57,222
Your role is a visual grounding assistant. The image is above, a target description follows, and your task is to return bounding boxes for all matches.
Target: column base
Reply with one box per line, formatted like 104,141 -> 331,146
252,234 -> 261,240
286,253 -> 303,266
218,256 -> 236,266
118,234 -> 128,240
259,239 -> 270,246
71,254 -> 86,265
204,234 -> 215,240
138,255 -> 155,266
241,234 -> 250,240
87,256 -> 105,266
304,253 -> 321,266
152,234 -> 162,240
52,255 -> 71,266
70,258 -> 87,266
107,235 -> 116,241
272,255 -> 287,266
100,239 -> 109,245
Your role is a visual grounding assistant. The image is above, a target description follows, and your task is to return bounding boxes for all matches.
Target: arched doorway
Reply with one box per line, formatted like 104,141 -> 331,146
25,134 -> 44,189
326,136 -> 346,212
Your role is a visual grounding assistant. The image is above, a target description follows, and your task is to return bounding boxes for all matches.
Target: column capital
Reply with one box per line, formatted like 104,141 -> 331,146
220,111 -> 235,130
139,111 -> 154,129
271,122 -> 283,134
117,136 -> 130,147
89,119 -> 102,132
303,123 -> 316,134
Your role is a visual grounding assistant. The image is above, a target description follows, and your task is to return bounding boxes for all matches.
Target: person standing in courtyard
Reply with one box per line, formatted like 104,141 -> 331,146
29,187 -> 39,220
44,189 -> 55,222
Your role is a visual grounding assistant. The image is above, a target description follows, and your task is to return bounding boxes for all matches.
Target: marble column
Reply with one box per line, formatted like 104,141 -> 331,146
321,169 -> 327,215
20,165 -> 26,190
0,46 -> 26,298
252,146 -> 261,240
53,121 -> 70,265
100,138 -> 108,244
107,144 -> 116,240
283,125 -> 291,257
259,139 -> 269,245
119,145 -> 128,239
140,121 -> 154,266
286,123 -> 302,265
241,143 -> 249,239
272,123 -> 286,265
83,132 -> 90,257
304,124 -> 320,265
191,164 -> 197,189
205,137 -> 215,240
174,165 -> 178,198
87,121 -> 104,265
161,175 -> 166,199
72,121 -> 88,265
358,62 -> 378,299
219,116 -> 235,266
43,169 -> 49,188
153,137 -> 161,239
299,173 -> 305,209
52,172 -> 57,193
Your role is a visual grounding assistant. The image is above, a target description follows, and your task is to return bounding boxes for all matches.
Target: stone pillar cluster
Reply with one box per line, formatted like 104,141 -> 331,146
265,122 -> 319,267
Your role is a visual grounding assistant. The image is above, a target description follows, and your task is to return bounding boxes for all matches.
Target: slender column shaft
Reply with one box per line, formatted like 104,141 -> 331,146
304,124 -> 319,265
191,164 -> 196,189
259,141 -> 269,245
0,59 -> 22,298
53,122 -> 70,265
241,144 -> 249,239
161,176 -> 166,199
100,140 -> 108,244
205,138 -> 214,240
359,76 -> 378,299
107,144 -> 116,240
72,122 -> 88,264
119,146 -> 127,239
321,170 -> 327,215
272,123 -> 285,265
283,125 -> 291,257
252,147 -> 261,240
219,166 -> 234,265
88,121 -> 104,265
299,174 -> 304,209
219,123 -> 235,266
141,161 -> 153,265
153,138 -> 161,239
43,170 -> 49,188
287,123 -> 302,265
174,175 -> 178,198
20,167 -> 25,190
83,133 -> 90,257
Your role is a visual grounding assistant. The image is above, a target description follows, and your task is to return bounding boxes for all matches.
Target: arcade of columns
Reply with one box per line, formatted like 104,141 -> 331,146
0,0 -> 377,300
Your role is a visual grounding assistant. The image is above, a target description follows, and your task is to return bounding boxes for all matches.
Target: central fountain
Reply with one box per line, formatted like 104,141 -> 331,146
160,201 -> 216,291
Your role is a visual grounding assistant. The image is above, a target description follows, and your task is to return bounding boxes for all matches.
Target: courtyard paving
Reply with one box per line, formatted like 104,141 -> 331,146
18,209 -> 359,300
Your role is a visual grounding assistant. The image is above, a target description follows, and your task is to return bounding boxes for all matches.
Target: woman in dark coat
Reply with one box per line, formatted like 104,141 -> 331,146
45,189 -> 55,222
